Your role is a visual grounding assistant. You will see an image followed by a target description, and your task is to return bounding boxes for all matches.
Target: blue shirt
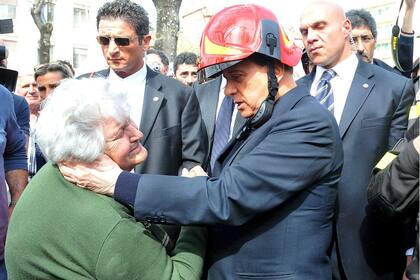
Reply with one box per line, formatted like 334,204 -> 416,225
0,85 -> 27,261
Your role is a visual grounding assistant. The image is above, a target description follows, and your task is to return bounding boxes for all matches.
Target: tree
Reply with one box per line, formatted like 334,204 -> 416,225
152,0 -> 182,62
31,0 -> 53,64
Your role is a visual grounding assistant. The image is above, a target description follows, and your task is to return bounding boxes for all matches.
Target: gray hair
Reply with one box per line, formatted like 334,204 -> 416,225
35,78 -> 130,163
346,9 -> 377,38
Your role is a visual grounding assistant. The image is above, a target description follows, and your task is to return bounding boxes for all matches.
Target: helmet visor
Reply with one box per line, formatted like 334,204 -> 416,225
197,60 -> 242,84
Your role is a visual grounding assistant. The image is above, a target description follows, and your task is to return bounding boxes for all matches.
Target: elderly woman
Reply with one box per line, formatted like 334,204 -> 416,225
5,78 -> 205,279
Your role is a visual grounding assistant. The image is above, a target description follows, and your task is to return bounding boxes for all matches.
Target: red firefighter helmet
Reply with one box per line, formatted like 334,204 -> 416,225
198,4 -> 302,83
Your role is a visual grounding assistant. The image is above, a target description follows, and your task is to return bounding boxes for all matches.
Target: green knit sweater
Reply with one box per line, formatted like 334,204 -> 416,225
5,162 -> 206,279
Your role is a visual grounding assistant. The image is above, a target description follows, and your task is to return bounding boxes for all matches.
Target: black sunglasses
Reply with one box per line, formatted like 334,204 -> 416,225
96,35 -> 138,47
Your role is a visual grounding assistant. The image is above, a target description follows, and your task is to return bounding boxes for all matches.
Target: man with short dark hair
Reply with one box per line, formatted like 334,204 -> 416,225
346,0 -> 416,77
34,60 -> 74,101
173,52 -> 198,86
79,0 -> 206,178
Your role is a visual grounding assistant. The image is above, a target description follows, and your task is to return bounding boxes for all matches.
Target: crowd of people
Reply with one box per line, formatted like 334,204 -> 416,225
0,0 -> 418,279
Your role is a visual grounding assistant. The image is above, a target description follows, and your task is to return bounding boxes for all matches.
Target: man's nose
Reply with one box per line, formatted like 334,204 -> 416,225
306,29 -> 318,44
107,40 -> 119,56
185,74 -> 194,86
28,84 -> 37,94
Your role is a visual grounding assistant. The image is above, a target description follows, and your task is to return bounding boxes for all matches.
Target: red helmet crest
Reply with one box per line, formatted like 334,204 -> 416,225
198,4 -> 302,83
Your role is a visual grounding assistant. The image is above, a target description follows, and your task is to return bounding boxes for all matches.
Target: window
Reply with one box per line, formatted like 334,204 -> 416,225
73,7 -> 89,29
73,47 -> 87,69
0,4 -> 16,19
41,1 -> 55,23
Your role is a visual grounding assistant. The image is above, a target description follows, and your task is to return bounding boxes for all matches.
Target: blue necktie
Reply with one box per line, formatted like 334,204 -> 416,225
210,96 -> 234,172
316,69 -> 336,113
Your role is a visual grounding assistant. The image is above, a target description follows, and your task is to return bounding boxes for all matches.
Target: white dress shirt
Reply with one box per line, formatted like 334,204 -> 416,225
108,65 -> 147,129
215,76 -> 238,140
310,54 -> 359,124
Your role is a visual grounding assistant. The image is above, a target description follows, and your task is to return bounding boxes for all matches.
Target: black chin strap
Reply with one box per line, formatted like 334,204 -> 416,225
267,62 -> 279,101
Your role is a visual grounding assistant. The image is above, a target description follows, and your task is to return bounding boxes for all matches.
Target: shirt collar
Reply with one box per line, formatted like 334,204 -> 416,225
108,64 -> 147,83
314,53 -> 359,82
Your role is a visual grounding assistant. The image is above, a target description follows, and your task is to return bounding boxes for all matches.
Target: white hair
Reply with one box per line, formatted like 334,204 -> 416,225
35,78 -> 130,163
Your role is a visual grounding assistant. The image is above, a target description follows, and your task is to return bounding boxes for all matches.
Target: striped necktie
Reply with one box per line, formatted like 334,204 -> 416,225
316,69 -> 336,113
210,96 -> 234,172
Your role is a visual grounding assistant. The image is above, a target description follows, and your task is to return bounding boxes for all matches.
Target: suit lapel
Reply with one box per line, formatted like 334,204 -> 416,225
232,113 -> 247,138
140,68 -> 164,144
201,78 -> 222,140
338,61 -> 375,138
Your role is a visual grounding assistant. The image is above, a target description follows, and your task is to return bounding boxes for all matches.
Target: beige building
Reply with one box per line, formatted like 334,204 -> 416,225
1,0 -> 111,75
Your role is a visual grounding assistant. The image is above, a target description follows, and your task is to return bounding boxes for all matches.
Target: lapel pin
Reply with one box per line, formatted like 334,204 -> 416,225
153,96 -> 159,102
362,83 -> 369,89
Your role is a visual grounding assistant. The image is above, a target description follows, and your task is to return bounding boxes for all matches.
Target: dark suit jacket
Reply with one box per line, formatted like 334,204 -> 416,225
130,86 -> 343,279
79,67 -> 207,175
12,93 -> 29,137
193,76 -> 246,169
298,59 -> 415,279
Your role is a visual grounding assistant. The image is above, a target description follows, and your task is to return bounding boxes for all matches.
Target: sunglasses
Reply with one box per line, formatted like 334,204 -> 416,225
96,35 -> 138,47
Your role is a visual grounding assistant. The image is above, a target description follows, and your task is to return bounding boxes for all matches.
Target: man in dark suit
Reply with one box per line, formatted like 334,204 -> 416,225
60,4 -> 343,279
299,2 -> 415,279
79,0 -> 206,176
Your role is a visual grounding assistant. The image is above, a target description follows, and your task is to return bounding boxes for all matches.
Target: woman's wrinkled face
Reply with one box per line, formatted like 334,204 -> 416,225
103,118 -> 147,171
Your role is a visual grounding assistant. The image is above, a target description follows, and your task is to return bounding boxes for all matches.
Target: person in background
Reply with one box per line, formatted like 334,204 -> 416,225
15,74 -> 46,179
346,0 -> 416,77
368,117 -> 419,280
146,48 -> 170,75
0,40 -> 29,139
5,78 -> 206,280
173,52 -> 198,86
34,60 -> 74,101
298,1 -> 414,279
0,85 -> 28,280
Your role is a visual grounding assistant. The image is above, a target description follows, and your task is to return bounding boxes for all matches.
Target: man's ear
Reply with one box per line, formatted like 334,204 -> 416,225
343,19 -> 352,38
141,34 -> 152,49
274,62 -> 285,81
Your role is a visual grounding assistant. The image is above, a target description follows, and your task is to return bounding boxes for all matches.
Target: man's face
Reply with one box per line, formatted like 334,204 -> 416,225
175,63 -> 198,86
223,60 -> 270,118
351,26 -> 376,63
36,71 -> 63,101
300,3 -> 352,69
98,19 -> 151,78
16,75 -> 40,108
103,118 -> 147,171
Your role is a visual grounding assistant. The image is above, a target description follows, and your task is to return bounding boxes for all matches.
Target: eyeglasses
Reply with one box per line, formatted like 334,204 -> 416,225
351,35 -> 375,45
96,35 -> 138,47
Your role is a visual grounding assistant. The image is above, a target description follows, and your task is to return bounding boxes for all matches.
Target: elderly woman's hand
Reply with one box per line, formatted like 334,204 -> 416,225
58,155 -> 122,196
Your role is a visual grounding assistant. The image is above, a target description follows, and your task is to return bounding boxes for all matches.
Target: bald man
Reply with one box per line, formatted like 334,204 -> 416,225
298,2 -> 415,279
